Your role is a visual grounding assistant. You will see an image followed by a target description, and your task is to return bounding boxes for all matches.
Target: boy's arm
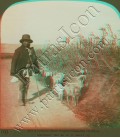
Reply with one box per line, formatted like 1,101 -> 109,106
32,48 -> 40,73
10,50 -> 19,76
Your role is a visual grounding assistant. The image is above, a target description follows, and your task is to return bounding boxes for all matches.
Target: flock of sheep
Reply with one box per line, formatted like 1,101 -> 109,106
40,67 -> 87,106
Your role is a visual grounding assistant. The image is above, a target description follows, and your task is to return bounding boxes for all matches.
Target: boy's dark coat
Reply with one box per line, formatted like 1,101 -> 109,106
10,45 -> 39,75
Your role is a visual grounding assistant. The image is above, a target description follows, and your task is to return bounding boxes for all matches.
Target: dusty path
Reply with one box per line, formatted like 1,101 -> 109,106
0,59 -> 88,129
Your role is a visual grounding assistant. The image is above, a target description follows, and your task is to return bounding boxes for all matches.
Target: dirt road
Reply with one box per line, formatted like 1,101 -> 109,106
0,59 -> 88,129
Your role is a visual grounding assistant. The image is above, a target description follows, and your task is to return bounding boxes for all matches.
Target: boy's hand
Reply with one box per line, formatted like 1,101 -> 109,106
26,64 -> 31,68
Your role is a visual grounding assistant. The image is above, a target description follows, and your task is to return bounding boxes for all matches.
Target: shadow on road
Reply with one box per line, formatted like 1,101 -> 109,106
28,87 -> 49,101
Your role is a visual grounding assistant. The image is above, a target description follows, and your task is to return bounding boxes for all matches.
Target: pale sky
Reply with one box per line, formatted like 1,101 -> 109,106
1,1 -> 120,45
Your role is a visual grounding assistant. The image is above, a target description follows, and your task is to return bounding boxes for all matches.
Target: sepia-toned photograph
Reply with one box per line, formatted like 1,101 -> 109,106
0,0 -> 120,136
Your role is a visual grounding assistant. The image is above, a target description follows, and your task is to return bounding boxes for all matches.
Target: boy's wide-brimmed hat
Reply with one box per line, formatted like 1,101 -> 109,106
20,34 -> 33,43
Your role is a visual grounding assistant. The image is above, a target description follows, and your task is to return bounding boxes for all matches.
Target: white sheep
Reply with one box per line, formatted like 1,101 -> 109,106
53,83 -> 64,101
52,73 -> 65,86
64,73 -> 86,106
52,73 -> 65,100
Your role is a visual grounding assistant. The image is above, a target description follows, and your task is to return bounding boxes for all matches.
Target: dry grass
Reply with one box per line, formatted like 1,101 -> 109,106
73,72 -> 120,128
35,25 -> 120,128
